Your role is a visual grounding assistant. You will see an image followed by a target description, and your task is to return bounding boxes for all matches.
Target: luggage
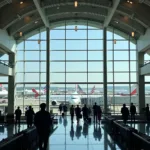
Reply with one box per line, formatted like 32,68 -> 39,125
88,117 -> 91,123
79,114 -> 82,119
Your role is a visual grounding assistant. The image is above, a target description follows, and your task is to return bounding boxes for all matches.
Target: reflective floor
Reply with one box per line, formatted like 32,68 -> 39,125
45,116 -> 121,150
0,124 -> 27,141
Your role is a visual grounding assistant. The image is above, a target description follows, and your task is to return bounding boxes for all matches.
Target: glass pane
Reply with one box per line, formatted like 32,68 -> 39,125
114,73 -> 129,82
41,62 -> 46,72
25,41 -> 40,50
88,30 -> 103,39
130,61 -> 137,71
88,51 -> 103,60
16,51 -> 24,60
50,62 -> 65,72
114,41 -> 129,50
51,51 -> 65,60
66,73 -> 87,82
107,73 -> 113,82
50,30 -> 65,39
114,61 -> 129,71
88,73 -> 103,82
50,73 -> 65,82
16,62 -> 24,72
25,51 -> 39,60
66,40 -> 87,50
50,40 -> 65,50
25,73 -> 39,82
130,51 -> 137,60
88,40 -> 103,50
66,30 -> 87,39
107,62 -> 113,72
130,73 -> 137,82
25,62 -> 39,72
16,73 -> 24,82
114,51 -> 129,60
66,62 -> 87,72
66,51 -> 86,60
88,62 -> 103,72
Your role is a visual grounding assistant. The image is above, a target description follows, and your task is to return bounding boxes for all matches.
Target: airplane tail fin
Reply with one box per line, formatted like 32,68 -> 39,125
90,85 -> 95,94
0,84 -> 7,91
32,88 -> 39,98
130,84 -> 137,96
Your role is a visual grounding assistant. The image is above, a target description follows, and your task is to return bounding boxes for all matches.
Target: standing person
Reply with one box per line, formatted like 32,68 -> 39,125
130,103 -> 136,123
59,104 -> 63,115
70,105 -> 75,123
93,103 -> 98,123
97,106 -> 102,124
63,104 -> 68,116
25,106 -> 35,128
82,104 -> 89,122
15,107 -> 22,126
75,105 -> 81,123
121,104 -> 129,124
145,104 -> 149,121
34,103 -> 51,150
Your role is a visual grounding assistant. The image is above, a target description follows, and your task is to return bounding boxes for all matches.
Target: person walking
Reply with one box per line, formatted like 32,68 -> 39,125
63,104 -> 68,116
75,105 -> 81,123
34,103 -> 51,150
25,106 -> 35,128
70,105 -> 75,123
93,103 -> 98,123
97,106 -> 102,124
121,104 -> 129,124
145,104 -> 149,121
82,104 -> 89,122
130,103 -> 136,123
15,107 -> 22,126
59,104 -> 63,115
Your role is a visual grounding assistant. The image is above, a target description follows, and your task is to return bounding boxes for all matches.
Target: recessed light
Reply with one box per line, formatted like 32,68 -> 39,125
57,7 -> 59,9
74,1 -> 78,7
20,1 -> 23,4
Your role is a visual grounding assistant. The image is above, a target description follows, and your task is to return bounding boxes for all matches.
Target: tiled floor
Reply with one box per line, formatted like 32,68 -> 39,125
46,116 -> 121,150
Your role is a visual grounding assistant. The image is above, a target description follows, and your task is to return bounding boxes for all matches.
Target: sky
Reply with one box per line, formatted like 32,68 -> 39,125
1,25 -> 150,86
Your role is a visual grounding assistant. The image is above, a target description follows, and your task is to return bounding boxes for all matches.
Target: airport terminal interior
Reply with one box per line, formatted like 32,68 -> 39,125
1,0 -> 150,149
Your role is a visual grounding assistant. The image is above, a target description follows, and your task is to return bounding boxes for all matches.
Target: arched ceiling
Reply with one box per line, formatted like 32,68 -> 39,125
0,0 -> 150,40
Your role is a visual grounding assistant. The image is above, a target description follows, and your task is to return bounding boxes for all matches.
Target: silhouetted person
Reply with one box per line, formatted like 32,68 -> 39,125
70,105 -> 74,123
15,107 -> 22,126
34,103 -> 51,150
25,106 -> 35,128
121,104 -> 129,124
145,104 -> 149,121
63,117 -> 68,127
75,105 -> 81,123
70,124 -> 74,140
130,103 -> 136,123
63,105 -> 68,116
97,106 -> 102,124
93,103 -> 98,123
59,104 -> 63,115
82,104 -> 89,122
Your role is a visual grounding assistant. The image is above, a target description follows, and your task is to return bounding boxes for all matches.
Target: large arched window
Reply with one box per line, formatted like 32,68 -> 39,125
15,21 -> 137,114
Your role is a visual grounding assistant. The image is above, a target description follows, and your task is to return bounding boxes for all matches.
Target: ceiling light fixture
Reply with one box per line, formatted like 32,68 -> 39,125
74,1 -> 78,7
131,31 -> 134,37
19,32 -> 23,37
114,39 -> 116,44
75,25 -> 77,31
20,1 -> 23,4
38,39 -> 41,44
127,0 -> 133,4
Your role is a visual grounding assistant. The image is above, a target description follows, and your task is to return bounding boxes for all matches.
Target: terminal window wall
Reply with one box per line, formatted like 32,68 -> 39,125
15,21 -> 137,114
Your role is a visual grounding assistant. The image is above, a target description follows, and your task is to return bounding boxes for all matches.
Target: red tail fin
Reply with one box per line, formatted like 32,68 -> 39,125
32,88 -> 39,98
131,88 -> 136,96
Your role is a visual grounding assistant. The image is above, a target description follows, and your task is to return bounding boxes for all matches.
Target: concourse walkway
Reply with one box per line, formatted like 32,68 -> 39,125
39,116 -> 121,150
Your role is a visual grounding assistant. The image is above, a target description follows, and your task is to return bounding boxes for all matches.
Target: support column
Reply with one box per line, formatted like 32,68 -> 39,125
103,28 -> 107,113
138,52 -> 145,114
46,27 -> 50,112
8,53 -> 15,114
